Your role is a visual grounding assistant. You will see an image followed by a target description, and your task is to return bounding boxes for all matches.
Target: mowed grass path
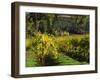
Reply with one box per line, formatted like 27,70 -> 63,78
26,34 -> 88,67
26,52 -> 82,67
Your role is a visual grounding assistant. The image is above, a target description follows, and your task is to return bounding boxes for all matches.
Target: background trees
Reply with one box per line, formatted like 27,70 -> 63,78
26,13 -> 89,38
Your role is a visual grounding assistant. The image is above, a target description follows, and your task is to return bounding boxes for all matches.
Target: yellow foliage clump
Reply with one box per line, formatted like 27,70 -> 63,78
32,33 -> 58,65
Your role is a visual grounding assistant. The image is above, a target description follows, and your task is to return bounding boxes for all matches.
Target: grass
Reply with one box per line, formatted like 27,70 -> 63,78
56,34 -> 87,42
57,54 -> 81,65
26,52 -> 87,67
26,56 -> 37,67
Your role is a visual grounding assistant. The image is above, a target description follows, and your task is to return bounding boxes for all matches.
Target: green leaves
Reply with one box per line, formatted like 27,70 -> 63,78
59,35 -> 89,63
26,13 -> 89,37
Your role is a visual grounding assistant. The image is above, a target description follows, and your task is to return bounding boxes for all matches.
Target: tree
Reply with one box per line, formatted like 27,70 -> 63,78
26,13 -> 89,36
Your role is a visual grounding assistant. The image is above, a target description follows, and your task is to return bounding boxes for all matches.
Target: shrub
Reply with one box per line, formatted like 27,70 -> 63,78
32,33 -> 59,66
59,35 -> 89,63
70,38 -> 79,47
79,35 -> 89,49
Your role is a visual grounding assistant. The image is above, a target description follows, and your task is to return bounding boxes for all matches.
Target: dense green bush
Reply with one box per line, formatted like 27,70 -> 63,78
59,36 -> 89,63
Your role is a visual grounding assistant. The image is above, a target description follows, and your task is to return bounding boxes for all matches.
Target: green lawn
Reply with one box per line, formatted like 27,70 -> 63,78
58,54 -> 81,65
26,52 -> 87,67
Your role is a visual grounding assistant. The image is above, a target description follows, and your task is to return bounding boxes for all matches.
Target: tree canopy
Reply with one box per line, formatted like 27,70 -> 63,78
26,13 -> 89,38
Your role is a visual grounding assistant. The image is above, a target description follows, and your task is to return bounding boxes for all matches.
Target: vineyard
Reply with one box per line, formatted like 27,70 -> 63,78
25,13 -> 89,67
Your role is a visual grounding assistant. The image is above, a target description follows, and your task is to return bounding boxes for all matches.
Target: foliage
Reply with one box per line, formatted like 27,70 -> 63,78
59,35 -> 89,62
26,13 -> 90,67
31,32 -> 58,66
26,13 -> 89,38
26,34 -> 89,66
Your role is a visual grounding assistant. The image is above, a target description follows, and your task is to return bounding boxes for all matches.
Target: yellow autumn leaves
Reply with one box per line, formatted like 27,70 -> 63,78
31,32 -> 58,65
